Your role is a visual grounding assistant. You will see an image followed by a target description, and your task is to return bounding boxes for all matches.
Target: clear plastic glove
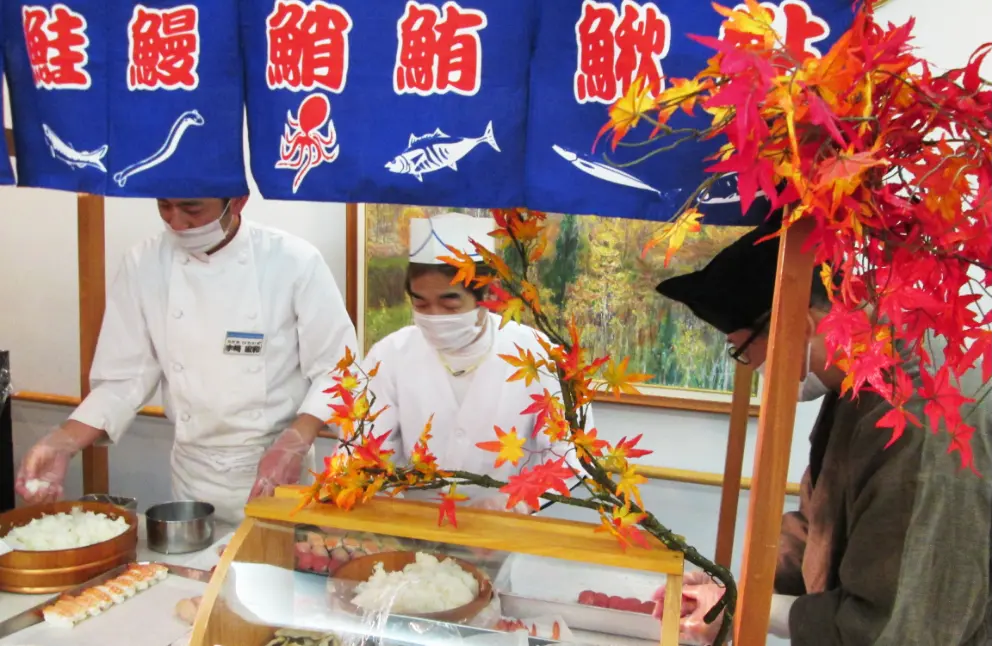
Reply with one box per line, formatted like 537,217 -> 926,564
15,427 -> 87,503
474,492 -> 531,514
652,572 -> 729,645
248,428 -> 311,500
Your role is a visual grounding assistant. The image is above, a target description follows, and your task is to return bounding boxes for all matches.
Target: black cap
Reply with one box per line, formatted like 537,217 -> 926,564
655,212 -> 820,335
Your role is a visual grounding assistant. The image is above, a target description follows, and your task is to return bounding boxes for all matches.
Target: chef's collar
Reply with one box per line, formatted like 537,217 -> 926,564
655,211 -> 788,334
173,215 -> 251,266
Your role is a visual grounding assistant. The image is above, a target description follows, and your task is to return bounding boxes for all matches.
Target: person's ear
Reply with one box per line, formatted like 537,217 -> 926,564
228,195 -> 250,216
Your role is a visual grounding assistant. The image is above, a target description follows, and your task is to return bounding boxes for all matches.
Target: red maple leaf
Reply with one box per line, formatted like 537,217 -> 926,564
354,430 -> 395,466
437,484 -> 468,528
502,458 -> 574,510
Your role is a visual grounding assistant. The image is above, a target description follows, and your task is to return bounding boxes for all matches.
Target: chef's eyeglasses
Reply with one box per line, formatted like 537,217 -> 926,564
727,311 -> 771,365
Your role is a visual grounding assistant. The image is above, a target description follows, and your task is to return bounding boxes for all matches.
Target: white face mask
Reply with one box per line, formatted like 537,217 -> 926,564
166,202 -> 231,255
413,309 -> 484,352
798,339 -> 831,402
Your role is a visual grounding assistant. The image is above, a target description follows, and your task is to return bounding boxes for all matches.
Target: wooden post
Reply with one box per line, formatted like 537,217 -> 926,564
714,362 -> 753,568
78,194 -> 108,495
344,203 -> 359,328
734,218 -> 814,644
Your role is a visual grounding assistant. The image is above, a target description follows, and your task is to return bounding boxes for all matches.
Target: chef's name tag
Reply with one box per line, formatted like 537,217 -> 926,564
224,331 -> 264,356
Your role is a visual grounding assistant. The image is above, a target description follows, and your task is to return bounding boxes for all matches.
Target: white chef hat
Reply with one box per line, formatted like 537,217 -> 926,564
408,212 -> 496,265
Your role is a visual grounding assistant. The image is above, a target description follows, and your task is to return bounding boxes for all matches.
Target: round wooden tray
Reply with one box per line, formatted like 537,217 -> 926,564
332,551 -> 493,624
0,501 -> 139,593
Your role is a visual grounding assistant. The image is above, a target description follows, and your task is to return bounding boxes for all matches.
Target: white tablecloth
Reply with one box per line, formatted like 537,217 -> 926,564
0,515 -> 234,623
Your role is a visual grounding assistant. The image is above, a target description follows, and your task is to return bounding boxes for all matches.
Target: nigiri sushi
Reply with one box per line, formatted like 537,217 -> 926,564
43,599 -> 88,627
98,582 -> 128,604
42,602 -> 80,628
79,588 -> 113,613
128,564 -> 161,587
112,573 -> 141,594
147,563 -> 169,581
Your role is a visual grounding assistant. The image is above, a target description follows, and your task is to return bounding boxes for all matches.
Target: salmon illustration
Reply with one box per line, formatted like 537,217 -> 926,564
385,121 -> 500,182
42,124 -> 108,173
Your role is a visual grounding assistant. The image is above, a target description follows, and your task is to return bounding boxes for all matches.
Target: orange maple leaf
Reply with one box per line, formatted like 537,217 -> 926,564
642,208 -> 704,266
572,427 -> 609,461
476,426 -> 527,468
500,344 -> 546,386
595,76 -> 656,151
600,357 -> 652,398
335,346 -> 356,372
437,246 -> 477,287
713,0 -> 774,39
595,505 -> 650,551
615,465 -> 648,507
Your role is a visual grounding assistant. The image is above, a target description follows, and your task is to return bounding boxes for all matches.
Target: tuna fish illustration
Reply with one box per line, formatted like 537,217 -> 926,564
42,124 -> 108,173
385,121 -> 500,182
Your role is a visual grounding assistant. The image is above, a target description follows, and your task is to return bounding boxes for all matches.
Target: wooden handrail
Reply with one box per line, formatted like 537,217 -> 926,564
11,391 -> 801,495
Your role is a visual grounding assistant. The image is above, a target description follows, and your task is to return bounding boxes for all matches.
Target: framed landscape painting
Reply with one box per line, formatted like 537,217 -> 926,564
356,204 -> 761,411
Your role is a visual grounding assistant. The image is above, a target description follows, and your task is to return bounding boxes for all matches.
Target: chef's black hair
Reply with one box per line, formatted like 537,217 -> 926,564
405,262 -> 494,303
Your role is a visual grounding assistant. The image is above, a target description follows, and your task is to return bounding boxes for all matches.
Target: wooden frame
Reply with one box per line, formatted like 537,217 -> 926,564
348,202 -> 762,416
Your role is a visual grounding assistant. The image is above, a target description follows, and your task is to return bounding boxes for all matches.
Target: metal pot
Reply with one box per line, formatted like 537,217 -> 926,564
145,501 -> 215,554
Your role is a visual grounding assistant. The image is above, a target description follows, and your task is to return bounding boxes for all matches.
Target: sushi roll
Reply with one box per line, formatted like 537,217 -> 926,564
112,573 -> 141,595
79,588 -> 113,613
51,599 -> 88,626
98,582 -> 128,604
133,563 -> 165,585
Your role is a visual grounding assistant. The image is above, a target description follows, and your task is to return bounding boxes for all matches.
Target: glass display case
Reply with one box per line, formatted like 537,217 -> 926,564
191,487 -> 685,646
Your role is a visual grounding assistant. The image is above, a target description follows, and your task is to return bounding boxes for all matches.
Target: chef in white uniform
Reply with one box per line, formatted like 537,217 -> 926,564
15,196 -> 357,523
362,212 -> 585,510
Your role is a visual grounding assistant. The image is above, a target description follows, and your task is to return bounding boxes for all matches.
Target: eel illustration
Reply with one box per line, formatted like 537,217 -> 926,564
552,144 -> 661,196
113,110 -> 205,187
385,121 -> 500,182
41,124 -> 108,173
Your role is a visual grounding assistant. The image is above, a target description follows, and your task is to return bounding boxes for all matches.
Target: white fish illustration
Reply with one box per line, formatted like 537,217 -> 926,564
696,172 -> 764,205
552,144 -> 660,196
41,124 -> 108,173
113,110 -> 205,188
386,121 -> 500,182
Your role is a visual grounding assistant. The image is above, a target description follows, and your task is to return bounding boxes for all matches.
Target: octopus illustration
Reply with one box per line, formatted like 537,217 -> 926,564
276,93 -> 340,194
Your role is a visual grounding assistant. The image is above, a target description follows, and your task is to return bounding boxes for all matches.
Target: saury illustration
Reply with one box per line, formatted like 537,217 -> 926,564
552,144 -> 660,196
42,124 -> 108,173
386,121 -> 500,182
696,172 -> 763,205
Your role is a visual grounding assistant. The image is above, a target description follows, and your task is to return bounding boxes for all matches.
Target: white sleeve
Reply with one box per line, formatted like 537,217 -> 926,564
768,594 -> 798,639
70,255 -> 162,443
294,253 -> 359,422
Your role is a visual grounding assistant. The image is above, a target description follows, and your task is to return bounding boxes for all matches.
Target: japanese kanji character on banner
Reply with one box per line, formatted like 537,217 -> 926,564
127,4 -> 201,90
719,0 -> 829,64
266,0 -> 353,92
395,0 -> 488,96
574,0 -> 670,104
21,3 -> 91,89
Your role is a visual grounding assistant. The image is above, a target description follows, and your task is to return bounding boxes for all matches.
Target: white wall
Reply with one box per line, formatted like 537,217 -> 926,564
0,1 -> 988,642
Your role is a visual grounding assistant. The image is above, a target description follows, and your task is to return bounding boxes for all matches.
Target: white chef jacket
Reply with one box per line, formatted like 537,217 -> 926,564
70,219 -> 357,522
361,313 -> 586,503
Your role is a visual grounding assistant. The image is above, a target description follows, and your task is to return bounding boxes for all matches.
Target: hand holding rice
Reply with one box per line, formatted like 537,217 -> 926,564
351,553 -> 479,615
2,506 -> 129,551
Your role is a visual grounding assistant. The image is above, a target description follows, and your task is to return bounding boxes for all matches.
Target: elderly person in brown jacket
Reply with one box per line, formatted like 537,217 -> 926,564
653,217 -> 992,645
